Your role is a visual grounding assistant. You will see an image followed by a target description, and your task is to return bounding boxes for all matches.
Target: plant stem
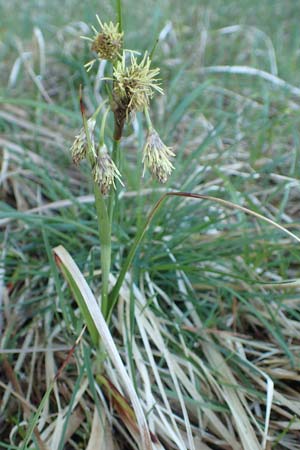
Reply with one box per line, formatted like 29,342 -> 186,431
117,0 -> 122,33
108,138 -> 121,227
144,107 -> 152,129
93,183 -> 111,318
107,192 -> 167,322
81,101 -> 111,317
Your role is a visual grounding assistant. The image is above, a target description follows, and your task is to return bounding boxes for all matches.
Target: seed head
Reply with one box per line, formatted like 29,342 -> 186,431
93,145 -> 123,195
70,118 -> 96,164
142,128 -> 175,183
92,19 -> 123,60
83,16 -> 123,70
113,52 -> 163,116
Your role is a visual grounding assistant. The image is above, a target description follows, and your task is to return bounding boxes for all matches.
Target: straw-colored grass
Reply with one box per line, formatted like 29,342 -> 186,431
1,1 -> 300,449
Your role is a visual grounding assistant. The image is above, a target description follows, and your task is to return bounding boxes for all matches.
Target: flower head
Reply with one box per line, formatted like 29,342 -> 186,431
93,145 -> 123,195
142,128 -> 175,183
113,52 -> 163,116
70,118 -> 96,164
83,16 -> 123,70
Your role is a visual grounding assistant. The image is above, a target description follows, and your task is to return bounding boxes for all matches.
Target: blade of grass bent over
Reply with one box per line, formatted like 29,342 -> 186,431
53,245 -> 153,450
53,249 -> 98,346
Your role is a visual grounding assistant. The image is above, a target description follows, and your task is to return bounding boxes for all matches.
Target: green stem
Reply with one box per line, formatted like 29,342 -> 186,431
81,107 -> 111,317
108,138 -> 121,227
150,37 -> 159,60
92,99 -> 108,121
107,193 -> 168,322
144,107 -> 152,129
116,0 -> 122,33
99,107 -> 110,146
93,183 -> 111,317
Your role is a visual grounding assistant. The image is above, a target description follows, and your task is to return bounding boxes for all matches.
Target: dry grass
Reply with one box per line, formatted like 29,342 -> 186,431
1,1 -> 300,449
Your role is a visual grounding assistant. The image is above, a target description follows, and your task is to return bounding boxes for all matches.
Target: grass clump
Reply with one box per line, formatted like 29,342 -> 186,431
1,1 -> 300,449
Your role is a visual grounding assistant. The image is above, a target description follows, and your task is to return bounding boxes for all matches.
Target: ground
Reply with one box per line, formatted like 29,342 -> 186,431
1,1 -> 300,449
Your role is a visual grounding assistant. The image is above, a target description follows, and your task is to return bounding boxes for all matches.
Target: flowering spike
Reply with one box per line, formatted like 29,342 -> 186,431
142,128 -> 175,183
111,52 -> 163,140
83,18 -> 123,69
113,52 -> 163,115
70,118 -> 96,164
93,145 -> 123,195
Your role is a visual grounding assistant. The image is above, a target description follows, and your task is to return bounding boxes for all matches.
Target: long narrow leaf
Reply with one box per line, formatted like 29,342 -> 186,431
52,245 -> 153,450
53,247 -> 98,346
108,191 -> 300,318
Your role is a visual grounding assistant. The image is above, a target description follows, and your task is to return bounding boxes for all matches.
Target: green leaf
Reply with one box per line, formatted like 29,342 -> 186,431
53,245 -> 98,346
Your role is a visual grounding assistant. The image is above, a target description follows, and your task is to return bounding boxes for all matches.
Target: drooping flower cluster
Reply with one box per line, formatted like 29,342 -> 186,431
92,145 -> 123,195
70,118 -> 96,164
142,128 -> 175,183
